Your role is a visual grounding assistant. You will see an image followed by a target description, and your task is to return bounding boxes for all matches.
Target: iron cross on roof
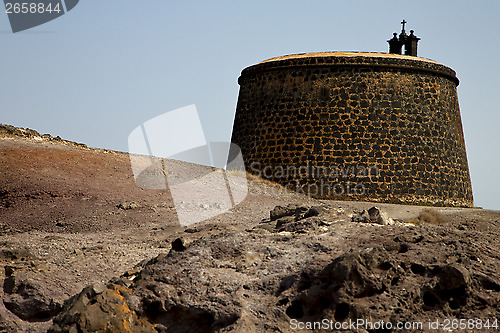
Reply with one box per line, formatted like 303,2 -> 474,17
387,19 -> 420,56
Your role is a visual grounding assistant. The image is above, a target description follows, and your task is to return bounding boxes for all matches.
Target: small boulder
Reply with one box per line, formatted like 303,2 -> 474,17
351,210 -> 370,223
171,238 -> 187,252
270,205 -> 298,221
275,216 -> 296,229
277,219 -> 319,234
48,284 -> 155,333
351,207 -> 394,225
298,207 -> 320,220
367,207 -> 394,225
270,205 -> 320,222
436,265 -> 470,291
3,270 -> 63,321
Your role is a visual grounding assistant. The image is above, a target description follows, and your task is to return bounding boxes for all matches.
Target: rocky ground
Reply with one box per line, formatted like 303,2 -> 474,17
0,124 -> 499,332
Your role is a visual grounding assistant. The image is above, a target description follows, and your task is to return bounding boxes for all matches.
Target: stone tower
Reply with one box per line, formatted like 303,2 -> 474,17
231,42 -> 473,207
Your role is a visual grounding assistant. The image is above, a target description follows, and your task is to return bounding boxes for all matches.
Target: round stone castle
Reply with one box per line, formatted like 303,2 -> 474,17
230,51 -> 474,207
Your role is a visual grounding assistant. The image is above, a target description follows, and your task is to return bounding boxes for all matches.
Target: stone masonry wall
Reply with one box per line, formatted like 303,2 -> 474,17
231,53 -> 473,207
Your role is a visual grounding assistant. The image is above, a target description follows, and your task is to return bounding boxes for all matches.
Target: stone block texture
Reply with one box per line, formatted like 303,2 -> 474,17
231,52 -> 473,207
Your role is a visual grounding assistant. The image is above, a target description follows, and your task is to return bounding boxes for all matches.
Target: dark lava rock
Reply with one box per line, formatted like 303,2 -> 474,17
367,206 -> 395,225
270,204 -> 319,222
271,205 -> 322,232
270,205 -> 298,221
3,270 -> 63,321
275,216 -> 295,229
319,246 -> 393,297
421,264 -> 472,311
352,207 -> 394,225
436,265 -> 470,291
277,218 -> 321,234
171,237 -> 186,252
47,211 -> 500,332
283,246 -> 397,321
351,209 -> 371,223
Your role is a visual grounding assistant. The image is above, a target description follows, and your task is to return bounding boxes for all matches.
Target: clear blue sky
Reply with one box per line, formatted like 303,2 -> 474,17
1,1 -> 498,210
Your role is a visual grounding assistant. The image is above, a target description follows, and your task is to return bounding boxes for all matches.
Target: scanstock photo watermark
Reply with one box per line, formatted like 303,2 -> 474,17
249,161 -> 379,198
290,317 -> 499,331
128,105 -> 248,227
3,0 -> 79,33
